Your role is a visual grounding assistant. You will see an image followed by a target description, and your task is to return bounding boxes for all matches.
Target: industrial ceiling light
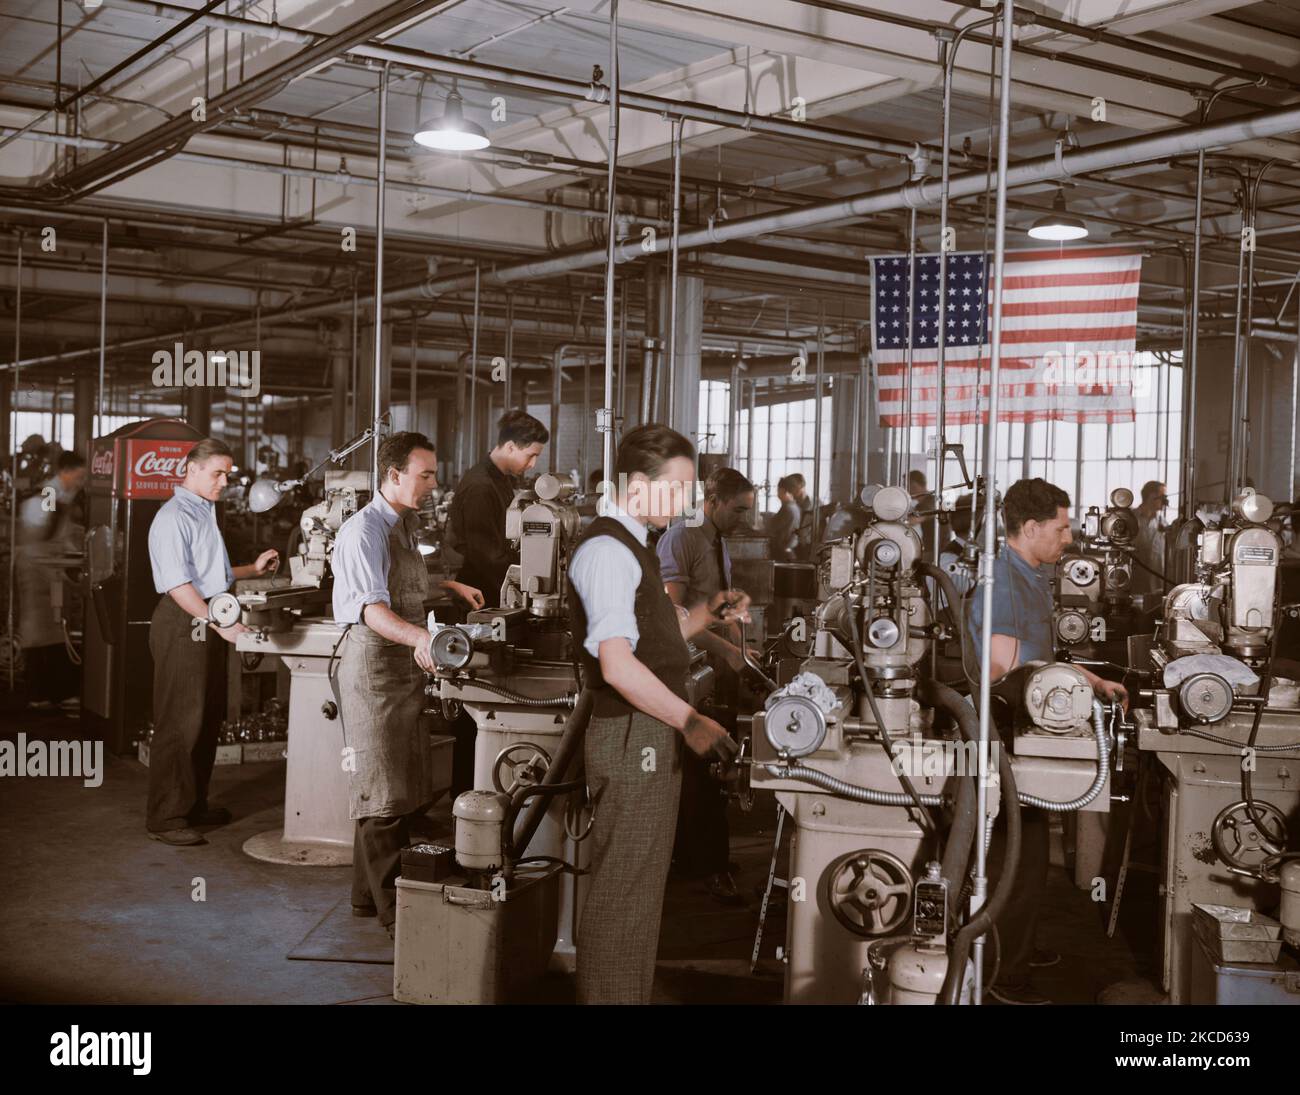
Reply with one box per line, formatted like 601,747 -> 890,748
1028,189 -> 1089,241
413,91 -> 490,152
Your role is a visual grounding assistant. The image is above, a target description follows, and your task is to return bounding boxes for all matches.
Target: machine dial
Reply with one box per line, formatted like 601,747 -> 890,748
491,742 -> 552,796
209,592 -> 242,629
430,626 -> 474,670
1178,672 -> 1234,724
866,616 -> 901,649
1065,558 -> 1099,587
763,694 -> 827,758
1212,800 -> 1288,871
1055,609 -> 1089,645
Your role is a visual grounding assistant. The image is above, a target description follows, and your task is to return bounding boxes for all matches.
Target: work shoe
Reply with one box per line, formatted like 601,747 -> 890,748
988,981 -> 1051,1005
704,871 -> 746,906
1030,947 -> 1061,969
190,806 -> 233,827
383,921 -> 396,941
148,828 -> 207,846
351,902 -> 378,918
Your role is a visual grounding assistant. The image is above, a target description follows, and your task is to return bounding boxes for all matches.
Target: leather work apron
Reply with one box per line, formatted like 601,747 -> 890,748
338,511 -> 433,819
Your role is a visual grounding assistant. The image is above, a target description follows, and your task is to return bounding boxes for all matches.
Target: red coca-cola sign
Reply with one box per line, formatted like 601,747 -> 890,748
121,439 -> 192,499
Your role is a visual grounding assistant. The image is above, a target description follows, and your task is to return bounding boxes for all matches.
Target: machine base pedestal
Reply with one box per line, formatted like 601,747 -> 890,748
242,828 -> 352,867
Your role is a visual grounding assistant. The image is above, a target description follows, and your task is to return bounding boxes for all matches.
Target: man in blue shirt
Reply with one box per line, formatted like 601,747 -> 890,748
146,438 -> 279,846
966,477 -> 1126,1004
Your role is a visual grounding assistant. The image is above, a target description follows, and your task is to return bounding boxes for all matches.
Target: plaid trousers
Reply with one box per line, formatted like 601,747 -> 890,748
576,710 -> 682,1005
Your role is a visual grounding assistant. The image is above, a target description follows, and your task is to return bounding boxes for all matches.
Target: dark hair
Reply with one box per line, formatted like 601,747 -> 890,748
909,469 -> 927,489
588,468 -> 604,490
951,492 -> 974,537
1003,477 -> 1070,536
705,467 -> 754,503
786,472 -> 806,491
497,410 -> 549,449
185,438 -> 233,468
614,423 -> 695,479
1140,480 -> 1165,502
777,475 -> 797,494
57,452 -> 86,472
377,431 -> 435,481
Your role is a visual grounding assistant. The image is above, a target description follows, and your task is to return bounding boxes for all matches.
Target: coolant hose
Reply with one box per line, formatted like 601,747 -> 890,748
917,560 -> 964,634
938,720 -> 1021,1006
1015,700 -> 1109,812
454,679 -> 577,709
507,687 -> 594,860
918,679 -> 980,920
761,763 -> 945,806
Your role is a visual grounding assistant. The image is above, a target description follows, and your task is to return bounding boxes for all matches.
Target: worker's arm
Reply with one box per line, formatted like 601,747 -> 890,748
664,580 -> 751,669
988,633 -> 1020,680
166,582 -> 246,644
598,638 -> 737,760
362,602 -> 436,671
232,549 -> 280,581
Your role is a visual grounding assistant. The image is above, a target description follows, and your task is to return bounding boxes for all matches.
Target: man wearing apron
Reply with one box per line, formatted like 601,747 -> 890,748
330,432 -> 483,938
568,424 -> 747,1003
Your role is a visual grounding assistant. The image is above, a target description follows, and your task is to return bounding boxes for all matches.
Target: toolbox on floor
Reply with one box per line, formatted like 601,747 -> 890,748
393,864 -> 561,1005
1190,934 -> 1300,1005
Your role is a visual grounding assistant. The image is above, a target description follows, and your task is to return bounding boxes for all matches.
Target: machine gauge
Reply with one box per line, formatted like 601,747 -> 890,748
763,694 -> 827,758
866,617 -> 901,649
209,592 -> 242,629
1054,609 -> 1089,645
1065,558 -> 1099,587
1178,672 -> 1234,724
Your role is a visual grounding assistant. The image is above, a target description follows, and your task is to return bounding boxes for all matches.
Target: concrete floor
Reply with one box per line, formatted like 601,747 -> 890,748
0,710 -> 1160,1005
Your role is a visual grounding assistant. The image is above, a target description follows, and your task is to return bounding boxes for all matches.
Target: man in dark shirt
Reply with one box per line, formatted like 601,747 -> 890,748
448,410 -> 549,608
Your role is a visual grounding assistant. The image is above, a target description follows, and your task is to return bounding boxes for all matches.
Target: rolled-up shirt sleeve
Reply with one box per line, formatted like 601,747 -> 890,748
569,537 -> 643,658
330,516 -> 393,625
149,506 -> 199,595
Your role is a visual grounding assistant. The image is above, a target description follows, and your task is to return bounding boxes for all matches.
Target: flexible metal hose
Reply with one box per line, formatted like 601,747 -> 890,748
445,679 -> 576,709
762,762 -> 946,807
1015,700 -> 1109,812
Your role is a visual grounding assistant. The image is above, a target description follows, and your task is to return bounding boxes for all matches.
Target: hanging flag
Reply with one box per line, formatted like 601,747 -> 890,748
870,246 -> 1142,427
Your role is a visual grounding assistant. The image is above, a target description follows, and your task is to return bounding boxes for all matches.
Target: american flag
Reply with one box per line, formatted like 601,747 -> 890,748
870,246 -> 1143,427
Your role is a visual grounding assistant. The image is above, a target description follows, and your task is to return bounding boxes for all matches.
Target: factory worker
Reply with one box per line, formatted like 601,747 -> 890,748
331,431 -> 483,939
1131,480 -> 1168,596
448,410 -> 549,609
965,477 -> 1127,1004
567,423 -> 744,1004
146,438 -> 279,846
17,451 -> 87,706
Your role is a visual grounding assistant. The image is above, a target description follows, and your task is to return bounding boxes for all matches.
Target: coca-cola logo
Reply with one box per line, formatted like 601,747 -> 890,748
133,451 -> 186,479
91,450 -> 114,476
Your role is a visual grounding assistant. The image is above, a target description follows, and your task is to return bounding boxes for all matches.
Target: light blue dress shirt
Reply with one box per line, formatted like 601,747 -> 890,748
569,499 -> 649,659
148,486 -> 233,599
331,492 -> 408,625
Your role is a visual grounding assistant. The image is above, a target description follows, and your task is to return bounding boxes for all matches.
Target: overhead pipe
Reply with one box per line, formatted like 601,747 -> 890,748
10,100 -> 1300,373
972,0 -> 1016,1005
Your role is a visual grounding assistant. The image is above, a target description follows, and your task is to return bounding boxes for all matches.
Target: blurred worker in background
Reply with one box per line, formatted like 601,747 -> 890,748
909,469 -> 937,559
17,452 -> 87,708
658,466 -> 757,905
1132,480 -> 1168,596
448,410 -> 549,610
767,474 -> 803,562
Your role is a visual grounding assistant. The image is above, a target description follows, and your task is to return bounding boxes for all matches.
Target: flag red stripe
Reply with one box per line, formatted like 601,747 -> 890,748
1003,247 -> 1142,263
1002,269 -> 1140,290
1001,298 -> 1138,317
1000,324 -> 1137,344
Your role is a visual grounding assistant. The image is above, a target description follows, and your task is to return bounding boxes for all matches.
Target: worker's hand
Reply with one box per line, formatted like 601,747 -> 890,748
1094,678 -> 1129,712
443,581 -> 485,610
708,589 -> 751,625
252,549 -> 279,576
213,622 -> 249,644
682,710 -> 740,762
413,640 -> 437,674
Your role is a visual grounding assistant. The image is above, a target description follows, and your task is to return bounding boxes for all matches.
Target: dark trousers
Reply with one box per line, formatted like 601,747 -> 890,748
24,644 -> 79,704
352,808 -> 426,927
147,596 -> 228,832
672,665 -> 735,878
986,805 -> 1050,984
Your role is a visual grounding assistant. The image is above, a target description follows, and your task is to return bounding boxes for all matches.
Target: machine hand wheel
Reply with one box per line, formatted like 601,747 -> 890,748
491,742 -> 552,796
824,849 -> 913,937
1211,800 -> 1289,871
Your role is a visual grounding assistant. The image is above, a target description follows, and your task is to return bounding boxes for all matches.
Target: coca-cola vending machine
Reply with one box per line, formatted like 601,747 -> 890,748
83,418 -> 206,754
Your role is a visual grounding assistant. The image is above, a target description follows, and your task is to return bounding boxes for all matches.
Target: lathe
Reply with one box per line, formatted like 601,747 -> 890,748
751,485 -> 1120,1004
1054,487 -> 1141,653
1129,488 -> 1300,1003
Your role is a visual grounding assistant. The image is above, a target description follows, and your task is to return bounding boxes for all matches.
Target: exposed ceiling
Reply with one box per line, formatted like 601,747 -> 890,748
1,0 -> 1298,399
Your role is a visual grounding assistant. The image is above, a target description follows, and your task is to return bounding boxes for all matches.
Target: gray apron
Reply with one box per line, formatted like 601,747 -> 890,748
338,511 -> 433,819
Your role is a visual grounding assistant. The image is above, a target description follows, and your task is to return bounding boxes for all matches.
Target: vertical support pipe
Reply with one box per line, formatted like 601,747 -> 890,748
616,278 -> 628,433
371,63 -> 389,492
813,310 -> 825,541
858,354 -> 870,491
504,292 -> 515,411
96,219 -> 107,440
901,202 -> 918,487
7,235 -> 20,690
350,275 -> 359,438
583,351 -> 591,484
1293,288 -> 1299,506
729,356 -> 741,465
1240,161 -> 1278,495
600,0 -> 621,489
752,379 -> 762,495
1227,175 -> 1248,502
973,0 -> 1016,1005
1185,145 -> 1205,515
551,347 -> 563,475
464,266 -> 481,478
409,311 -> 418,433
666,114 -> 683,428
